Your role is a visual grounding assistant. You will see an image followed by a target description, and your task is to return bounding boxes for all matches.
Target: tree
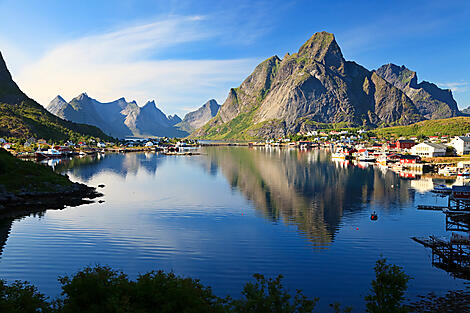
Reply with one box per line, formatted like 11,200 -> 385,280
365,258 -> 410,313
229,274 -> 318,313
0,279 -> 50,313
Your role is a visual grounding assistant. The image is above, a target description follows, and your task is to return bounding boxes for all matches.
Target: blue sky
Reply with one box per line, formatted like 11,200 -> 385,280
0,0 -> 469,117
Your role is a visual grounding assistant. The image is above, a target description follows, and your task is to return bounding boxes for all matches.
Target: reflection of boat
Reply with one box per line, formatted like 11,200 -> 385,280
376,155 -> 388,166
331,152 -> 347,160
431,184 -> 452,194
35,148 -> 63,159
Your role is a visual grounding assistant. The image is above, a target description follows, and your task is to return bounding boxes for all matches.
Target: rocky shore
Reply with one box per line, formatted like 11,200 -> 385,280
0,182 -> 103,219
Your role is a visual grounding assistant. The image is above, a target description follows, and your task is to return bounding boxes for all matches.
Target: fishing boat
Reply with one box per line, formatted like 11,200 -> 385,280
35,148 -> 63,159
370,211 -> 378,220
431,184 -> 452,194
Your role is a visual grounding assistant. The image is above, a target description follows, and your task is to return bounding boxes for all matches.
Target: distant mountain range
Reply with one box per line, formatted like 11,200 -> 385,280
192,31 -> 462,140
176,99 -> 220,133
47,94 -> 220,138
0,51 -> 112,141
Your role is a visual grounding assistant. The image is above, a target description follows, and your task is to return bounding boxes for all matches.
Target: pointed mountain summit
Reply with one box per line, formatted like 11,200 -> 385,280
193,31 -> 422,140
177,99 -> 221,132
47,94 -> 188,138
0,52 -> 25,103
168,114 -> 182,126
298,31 -> 344,68
0,51 -> 111,140
376,64 -> 460,119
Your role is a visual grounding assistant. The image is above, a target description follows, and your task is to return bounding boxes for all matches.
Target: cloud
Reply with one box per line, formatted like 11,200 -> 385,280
15,15 -> 260,116
438,81 -> 469,93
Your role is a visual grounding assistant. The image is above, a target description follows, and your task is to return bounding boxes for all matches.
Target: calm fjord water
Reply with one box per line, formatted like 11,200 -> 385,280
0,147 -> 467,310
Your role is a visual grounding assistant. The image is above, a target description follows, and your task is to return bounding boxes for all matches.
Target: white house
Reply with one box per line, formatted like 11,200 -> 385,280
411,142 -> 447,157
448,136 -> 470,155
97,142 -> 106,148
145,141 -> 154,147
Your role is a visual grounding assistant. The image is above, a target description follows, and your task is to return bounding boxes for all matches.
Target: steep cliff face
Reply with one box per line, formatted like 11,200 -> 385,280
177,99 -> 220,132
376,64 -> 460,119
193,32 -> 422,140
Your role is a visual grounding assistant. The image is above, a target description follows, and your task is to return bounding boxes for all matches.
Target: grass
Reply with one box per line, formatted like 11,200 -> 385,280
373,116 -> 470,137
0,149 -> 72,192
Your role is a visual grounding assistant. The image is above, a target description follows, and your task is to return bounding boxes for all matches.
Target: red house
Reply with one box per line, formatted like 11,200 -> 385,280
400,155 -> 421,164
396,140 -> 416,150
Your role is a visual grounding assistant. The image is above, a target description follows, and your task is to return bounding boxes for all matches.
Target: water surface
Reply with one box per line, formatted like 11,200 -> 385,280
0,147 -> 466,310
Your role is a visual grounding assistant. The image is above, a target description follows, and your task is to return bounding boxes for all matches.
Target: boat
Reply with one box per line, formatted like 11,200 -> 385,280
35,148 -> 63,159
458,171 -> 470,177
431,184 -> 452,194
370,211 -> 378,221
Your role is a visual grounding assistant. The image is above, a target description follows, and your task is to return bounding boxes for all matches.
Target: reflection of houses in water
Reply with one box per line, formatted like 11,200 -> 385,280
410,178 -> 434,193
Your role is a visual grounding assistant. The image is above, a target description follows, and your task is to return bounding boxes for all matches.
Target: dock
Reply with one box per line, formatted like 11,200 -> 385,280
417,205 -> 448,211
412,236 -> 470,280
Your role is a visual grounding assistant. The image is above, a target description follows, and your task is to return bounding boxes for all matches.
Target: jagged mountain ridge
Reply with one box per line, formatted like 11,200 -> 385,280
47,94 -> 188,138
0,51 -> 112,141
375,64 -> 460,119
177,99 -> 220,133
193,31 -> 439,139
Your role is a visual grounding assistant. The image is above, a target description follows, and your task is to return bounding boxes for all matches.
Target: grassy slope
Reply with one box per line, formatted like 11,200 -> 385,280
0,98 -> 113,141
373,116 -> 470,137
0,149 -> 71,192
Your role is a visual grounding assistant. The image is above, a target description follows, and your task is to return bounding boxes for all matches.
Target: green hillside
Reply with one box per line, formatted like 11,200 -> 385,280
0,98 -> 113,141
0,148 -> 71,192
373,116 -> 470,137
0,51 -> 113,142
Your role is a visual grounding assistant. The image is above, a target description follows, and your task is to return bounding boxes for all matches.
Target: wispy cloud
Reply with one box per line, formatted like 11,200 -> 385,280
15,15 -> 260,116
438,81 -> 469,93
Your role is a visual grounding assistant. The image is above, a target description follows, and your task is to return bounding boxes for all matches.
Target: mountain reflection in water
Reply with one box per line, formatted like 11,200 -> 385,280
196,147 -> 414,246
0,147 -> 467,311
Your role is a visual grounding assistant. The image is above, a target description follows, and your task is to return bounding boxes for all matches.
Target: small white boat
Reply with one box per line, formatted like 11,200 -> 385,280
35,148 -> 63,159
431,184 -> 452,194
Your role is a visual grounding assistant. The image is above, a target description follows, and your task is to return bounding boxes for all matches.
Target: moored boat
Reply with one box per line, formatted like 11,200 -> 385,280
35,148 -> 63,159
431,184 -> 452,194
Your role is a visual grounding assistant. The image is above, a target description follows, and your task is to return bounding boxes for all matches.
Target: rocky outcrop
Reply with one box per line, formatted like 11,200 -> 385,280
193,32 -> 423,140
177,99 -> 220,132
376,64 -> 460,119
47,94 -> 188,138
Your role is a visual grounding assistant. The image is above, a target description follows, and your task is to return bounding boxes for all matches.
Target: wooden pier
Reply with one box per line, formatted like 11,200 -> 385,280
417,205 -> 448,211
412,236 -> 470,280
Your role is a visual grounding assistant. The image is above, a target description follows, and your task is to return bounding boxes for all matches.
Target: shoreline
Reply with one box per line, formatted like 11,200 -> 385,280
0,182 -> 103,220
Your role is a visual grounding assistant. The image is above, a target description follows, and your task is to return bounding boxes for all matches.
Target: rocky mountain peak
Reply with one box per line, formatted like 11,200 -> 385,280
376,63 -> 417,89
74,92 -> 91,101
143,100 -> 156,109
298,31 -> 344,68
204,99 -> 220,115
0,52 -> 13,83
376,63 -> 459,119
52,95 -> 66,103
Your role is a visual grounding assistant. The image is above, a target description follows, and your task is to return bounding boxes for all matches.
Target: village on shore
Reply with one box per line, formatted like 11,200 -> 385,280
2,128 -> 470,180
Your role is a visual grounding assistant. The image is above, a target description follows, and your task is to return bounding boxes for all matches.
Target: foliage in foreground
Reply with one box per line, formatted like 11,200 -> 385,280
0,259 -> 465,313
